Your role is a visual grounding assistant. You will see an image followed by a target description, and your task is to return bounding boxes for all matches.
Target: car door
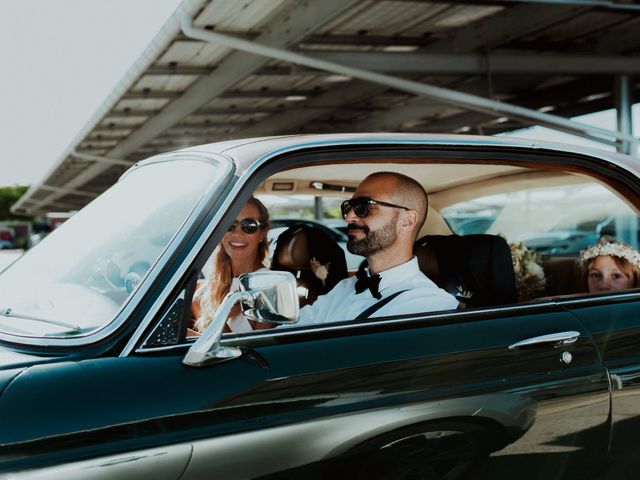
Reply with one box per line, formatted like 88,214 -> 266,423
0,300 -> 608,480
202,303 -> 609,480
557,292 -> 640,479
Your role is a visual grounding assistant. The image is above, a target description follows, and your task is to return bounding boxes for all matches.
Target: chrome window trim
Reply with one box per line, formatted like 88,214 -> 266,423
0,152 -> 234,348
223,299 -> 560,342
133,299 -> 564,356
554,290 -> 640,307
135,343 -> 190,354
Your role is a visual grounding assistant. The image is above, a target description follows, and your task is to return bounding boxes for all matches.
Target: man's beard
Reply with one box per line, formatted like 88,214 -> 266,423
347,212 -> 399,256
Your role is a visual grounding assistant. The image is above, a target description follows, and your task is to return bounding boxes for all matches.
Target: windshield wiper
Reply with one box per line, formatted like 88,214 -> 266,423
0,308 -> 81,333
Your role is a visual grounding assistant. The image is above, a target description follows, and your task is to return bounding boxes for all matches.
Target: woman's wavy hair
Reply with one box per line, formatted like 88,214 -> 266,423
195,197 -> 270,332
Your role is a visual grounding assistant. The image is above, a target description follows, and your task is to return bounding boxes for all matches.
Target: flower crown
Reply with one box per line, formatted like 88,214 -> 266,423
580,238 -> 640,269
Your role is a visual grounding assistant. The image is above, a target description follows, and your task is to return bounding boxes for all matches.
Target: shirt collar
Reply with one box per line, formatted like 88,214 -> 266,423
368,257 -> 420,291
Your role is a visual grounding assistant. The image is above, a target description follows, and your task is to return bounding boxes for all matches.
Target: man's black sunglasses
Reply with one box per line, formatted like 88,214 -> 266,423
228,218 -> 265,234
341,197 -> 409,219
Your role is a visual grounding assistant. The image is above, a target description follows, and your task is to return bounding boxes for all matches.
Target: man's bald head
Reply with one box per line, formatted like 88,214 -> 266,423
360,171 -> 428,237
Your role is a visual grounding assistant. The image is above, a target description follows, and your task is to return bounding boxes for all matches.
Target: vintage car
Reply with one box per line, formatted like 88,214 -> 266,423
0,134 -> 638,479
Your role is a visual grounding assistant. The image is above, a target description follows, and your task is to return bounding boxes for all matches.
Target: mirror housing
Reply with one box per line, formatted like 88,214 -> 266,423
240,270 -> 299,324
183,270 -> 298,367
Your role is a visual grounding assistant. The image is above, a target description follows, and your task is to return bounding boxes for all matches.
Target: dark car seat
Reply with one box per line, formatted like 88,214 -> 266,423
414,234 -> 517,308
271,225 -> 348,306
540,255 -> 587,296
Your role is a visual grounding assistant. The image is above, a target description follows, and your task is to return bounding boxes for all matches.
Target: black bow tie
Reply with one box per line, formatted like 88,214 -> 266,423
355,264 -> 382,299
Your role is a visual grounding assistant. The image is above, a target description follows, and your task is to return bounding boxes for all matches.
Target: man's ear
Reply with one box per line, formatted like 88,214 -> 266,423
400,210 -> 418,231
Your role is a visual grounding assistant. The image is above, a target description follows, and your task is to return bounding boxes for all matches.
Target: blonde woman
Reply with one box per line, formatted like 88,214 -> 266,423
192,197 -> 271,333
580,237 -> 640,293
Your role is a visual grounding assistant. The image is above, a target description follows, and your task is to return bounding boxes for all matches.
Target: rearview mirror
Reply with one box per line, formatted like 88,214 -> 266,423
183,270 -> 298,367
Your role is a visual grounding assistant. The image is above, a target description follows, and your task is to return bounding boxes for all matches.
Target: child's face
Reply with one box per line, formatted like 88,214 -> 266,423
587,255 -> 634,293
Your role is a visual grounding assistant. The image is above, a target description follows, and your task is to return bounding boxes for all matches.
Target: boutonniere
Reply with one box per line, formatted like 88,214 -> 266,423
310,257 -> 330,285
456,285 -> 473,300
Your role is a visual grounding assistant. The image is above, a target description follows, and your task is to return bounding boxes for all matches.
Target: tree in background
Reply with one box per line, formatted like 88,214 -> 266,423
0,186 -> 31,221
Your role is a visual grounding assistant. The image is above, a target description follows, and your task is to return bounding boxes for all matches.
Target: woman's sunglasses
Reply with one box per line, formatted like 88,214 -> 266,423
341,196 -> 409,219
227,218 -> 265,234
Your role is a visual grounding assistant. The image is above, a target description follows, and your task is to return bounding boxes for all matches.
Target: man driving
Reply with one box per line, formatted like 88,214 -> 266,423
297,171 -> 458,325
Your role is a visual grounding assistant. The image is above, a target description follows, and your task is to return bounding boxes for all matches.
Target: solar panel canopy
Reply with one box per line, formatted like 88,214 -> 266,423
13,0 -> 640,215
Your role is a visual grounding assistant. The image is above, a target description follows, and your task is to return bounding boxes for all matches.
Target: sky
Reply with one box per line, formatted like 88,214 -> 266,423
0,0 -> 637,187
0,0 -> 182,186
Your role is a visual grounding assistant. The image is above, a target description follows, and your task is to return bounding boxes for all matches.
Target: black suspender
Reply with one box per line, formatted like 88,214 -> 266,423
354,289 -> 409,320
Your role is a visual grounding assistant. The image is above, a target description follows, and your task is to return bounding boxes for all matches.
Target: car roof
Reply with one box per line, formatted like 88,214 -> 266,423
172,133 -> 640,178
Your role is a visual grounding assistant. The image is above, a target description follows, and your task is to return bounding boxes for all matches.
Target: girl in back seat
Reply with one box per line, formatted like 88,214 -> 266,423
580,237 -> 640,293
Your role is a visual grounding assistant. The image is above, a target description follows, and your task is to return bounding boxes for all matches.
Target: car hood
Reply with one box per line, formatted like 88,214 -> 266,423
0,346 -> 67,398
0,345 -> 66,376
0,347 -> 52,368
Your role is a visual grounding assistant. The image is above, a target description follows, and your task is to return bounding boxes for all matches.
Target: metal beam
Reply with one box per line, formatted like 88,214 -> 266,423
142,51 -> 640,79
145,65 -> 211,75
120,86 -> 332,102
144,65 -> 316,76
302,34 -> 434,47
71,150 -> 133,167
168,121 -> 250,131
615,75 -> 634,155
222,90 -> 321,99
498,0 -> 640,11
39,185 -> 99,199
123,90 -> 181,100
307,51 -> 640,75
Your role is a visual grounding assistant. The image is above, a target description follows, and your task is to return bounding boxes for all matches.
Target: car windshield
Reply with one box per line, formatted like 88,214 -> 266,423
0,156 -> 231,338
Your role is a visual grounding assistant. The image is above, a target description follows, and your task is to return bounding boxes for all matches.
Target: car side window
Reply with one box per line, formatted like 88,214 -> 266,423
442,181 -> 639,300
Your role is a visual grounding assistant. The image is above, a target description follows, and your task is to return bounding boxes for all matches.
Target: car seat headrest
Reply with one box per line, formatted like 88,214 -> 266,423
276,227 -> 311,270
272,225 -> 349,303
415,234 -> 517,307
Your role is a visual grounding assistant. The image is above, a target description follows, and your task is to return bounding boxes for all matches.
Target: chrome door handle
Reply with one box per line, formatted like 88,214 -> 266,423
508,331 -> 581,350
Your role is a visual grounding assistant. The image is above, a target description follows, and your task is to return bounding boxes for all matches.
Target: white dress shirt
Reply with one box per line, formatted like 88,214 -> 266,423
297,257 -> 458,326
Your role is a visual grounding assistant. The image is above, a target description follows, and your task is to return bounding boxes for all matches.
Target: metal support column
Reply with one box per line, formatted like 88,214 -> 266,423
615,75 -> 634,155
314,197 -> 323,220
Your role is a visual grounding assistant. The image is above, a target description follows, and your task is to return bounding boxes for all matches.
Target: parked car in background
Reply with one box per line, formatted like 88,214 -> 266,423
0,229 -> 15,250
1,134 -> 640,479
522,215 -> 640,255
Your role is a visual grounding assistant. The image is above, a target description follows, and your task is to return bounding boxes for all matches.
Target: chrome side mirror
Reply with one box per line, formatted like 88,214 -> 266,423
183,270 -> 298,367
239,271 -> 299,324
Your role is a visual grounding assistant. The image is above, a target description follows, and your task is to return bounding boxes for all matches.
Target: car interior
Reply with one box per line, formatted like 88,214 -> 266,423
194,153 -> 640,334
